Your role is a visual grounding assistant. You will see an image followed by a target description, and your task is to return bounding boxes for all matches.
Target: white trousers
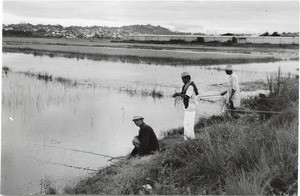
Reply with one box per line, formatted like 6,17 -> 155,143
183,110 -> 196,140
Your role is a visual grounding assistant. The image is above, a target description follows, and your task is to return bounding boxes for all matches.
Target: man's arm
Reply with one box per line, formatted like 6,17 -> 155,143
173,85 -> 193,99
220,91 -> 227,96
172,93 -> 190,99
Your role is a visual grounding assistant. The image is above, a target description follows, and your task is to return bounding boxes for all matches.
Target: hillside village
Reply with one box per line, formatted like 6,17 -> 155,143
3,23 -> 299,40
2,23 -> 190,39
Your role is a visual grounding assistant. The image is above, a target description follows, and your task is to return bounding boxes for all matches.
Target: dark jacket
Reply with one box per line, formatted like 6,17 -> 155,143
181,81 -> 199,109
130,123 -> 159,156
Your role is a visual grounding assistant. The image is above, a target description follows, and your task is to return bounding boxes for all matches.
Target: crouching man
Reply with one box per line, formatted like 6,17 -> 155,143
129,115 -> 159,158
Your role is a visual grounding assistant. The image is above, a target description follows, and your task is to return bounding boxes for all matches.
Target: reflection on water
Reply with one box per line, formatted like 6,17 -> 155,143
2,53 -> 299,194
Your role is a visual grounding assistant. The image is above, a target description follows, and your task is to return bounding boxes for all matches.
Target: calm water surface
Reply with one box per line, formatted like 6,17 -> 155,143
2,53 -> 298,194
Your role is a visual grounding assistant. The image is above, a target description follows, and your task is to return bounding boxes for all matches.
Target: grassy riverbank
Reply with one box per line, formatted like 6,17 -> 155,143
4,37 -> 298,66
63,72 -> 298,194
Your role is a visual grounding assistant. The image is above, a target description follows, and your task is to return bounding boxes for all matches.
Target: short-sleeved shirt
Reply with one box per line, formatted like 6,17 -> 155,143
228,73 -> 241,107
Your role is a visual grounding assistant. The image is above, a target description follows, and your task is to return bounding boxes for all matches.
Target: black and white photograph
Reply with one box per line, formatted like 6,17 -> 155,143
2,0 -> 299,195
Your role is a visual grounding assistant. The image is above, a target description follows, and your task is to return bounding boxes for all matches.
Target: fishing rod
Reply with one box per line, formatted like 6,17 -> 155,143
226,109 -> 282,114
44,144 -> 126,161
160,94 -> 222,103
197,94 -> 222,98
199,103 -> 283,115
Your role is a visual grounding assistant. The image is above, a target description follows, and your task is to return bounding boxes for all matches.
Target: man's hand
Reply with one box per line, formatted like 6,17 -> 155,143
220,91 -> 227,96
172,93 -> 179,98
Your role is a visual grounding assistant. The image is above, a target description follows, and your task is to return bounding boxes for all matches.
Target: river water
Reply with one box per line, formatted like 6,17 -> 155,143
1,52 -> 298,194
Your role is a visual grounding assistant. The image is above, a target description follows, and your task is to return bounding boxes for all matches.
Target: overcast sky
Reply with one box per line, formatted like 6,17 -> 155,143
3,0 -> 299,34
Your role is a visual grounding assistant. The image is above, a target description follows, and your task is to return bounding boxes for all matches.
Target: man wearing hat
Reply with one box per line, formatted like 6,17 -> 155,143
220,65 -> 241,116
129,115 -> 159,158
172,72 -> 199,140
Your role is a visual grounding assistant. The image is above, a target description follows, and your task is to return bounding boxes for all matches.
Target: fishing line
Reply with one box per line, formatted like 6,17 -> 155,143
2,131 -> 125,161
33,157 -> 98,172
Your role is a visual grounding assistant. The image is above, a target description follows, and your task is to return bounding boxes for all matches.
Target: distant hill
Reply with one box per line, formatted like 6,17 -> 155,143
3,23 -> 192,38
120,24 -> 190,35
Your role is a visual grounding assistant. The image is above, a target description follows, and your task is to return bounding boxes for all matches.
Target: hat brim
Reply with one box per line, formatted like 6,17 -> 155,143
132,118 -> 143,121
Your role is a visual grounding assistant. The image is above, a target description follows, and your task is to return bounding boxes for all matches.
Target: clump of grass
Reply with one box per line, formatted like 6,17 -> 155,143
267,67 -> 298,102
37,72 -> 53,82
2,66 -> 10,76
118,87 -> 137,96
142,87 -> 164,99
119,87 -> 164,99
240,80 -> 269,91
243,67 -> 298,120
163,127 -> 184,138
150,87 -> 163,98
40,175 -> 58,195
23,70 -> 35,77
19,70 -> 80,87
2,66 -> 10,72
55,76 -> 74,85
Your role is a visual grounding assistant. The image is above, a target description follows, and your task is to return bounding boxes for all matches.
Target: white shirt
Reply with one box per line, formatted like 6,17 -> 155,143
185,85 -> 199,112
228,73 -> 241,107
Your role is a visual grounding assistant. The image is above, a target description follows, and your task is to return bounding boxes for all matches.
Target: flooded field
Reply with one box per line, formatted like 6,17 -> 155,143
2,52 -> 299,194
